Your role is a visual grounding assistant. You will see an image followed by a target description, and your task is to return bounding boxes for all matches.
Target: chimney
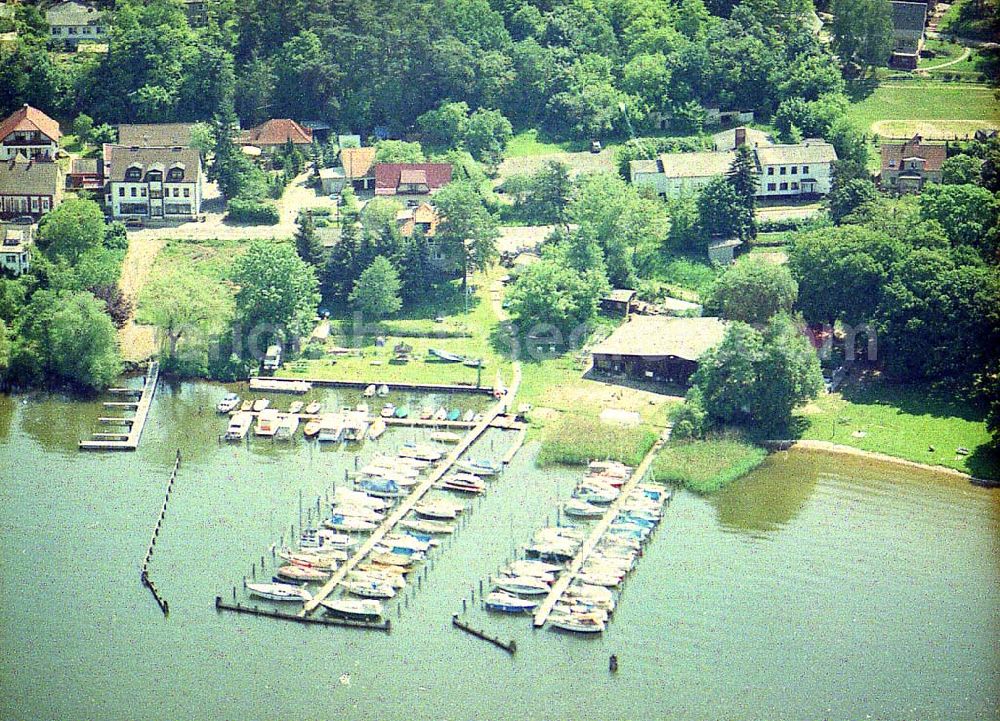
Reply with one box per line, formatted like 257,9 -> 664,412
735,127 -> 746,148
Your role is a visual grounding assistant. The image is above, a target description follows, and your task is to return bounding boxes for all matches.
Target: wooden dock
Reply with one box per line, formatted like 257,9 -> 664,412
532,437 -> 665,628
228,411 -> 525,433
80,361 -> 160,451
255,375 -> 496,395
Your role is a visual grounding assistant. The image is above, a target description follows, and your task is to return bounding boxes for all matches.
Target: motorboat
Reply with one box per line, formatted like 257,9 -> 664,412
317,414 -> 344,442
414,500 -> 463,520
357,478 -> 404,498
381,534 -> 432,552
342,579 -> 396,599
573,483 -> 619,504
380,404 -> 396,418
439,473 -> 486,494
239,399 -> 253,412
348,570 -> 406,590
508,560 -> 562,578
377,384 -> 390,397
548,613 -> 606,633
321,598 -> 383,622
370,454 -> 430,470
534,527 -> 587,543
525,544 -> 577,562
356,562 -> 408,578
333,488 -> 388,511
341,413 -> 369,441
419,407 -> 433,420
503,566 -> 555,584
304,401 -> 322,415
224,412 -> 253,441
394,406 -> 410,419
254,408 -> 281,436
447,408 -> 461,421
563,499 -> 605,518
303,418 -> 322,438
398,444 -> 442,462
368,418 -> 387,440
299,527 -> 355,551
288,401 -> 304,414
373,543 -> 426,560
216,393 -> 240,413
433,407 -> 447,421
252,399 -> 270,412
576,572 -> 622,588
399,518 -> 456,534
615,512 -> 656,528
428,348 -> 464,363
588,460 -> 631,479
325,514 -> 377,532
274,413 -> 299,440
368,551 -> 416,568
278,549 -> 340,569
564,583 -> 614,605
363,384 -> 377,397
246,582 -> 311,602
276,564 -> 330,582
462,357 -> 483,368
327,504 -> 384,522
429,431 -> 462,443
455,459 -> 501,476
493,575 -> 550,595
484,591 -> 538,613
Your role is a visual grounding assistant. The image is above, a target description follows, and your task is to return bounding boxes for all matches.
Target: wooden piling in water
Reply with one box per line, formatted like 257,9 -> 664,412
452,615 -> 516,655
140,449 -> 181,617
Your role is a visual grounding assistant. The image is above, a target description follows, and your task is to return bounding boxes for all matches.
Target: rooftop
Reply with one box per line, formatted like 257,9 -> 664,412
591,316 -> 727,361
46,1 -> 103,26
105,145 -> 202,183
891,1 -> 927,33
0,104 -> 62,143
0,155 -> 63,196
755,141 -> 837,166
880,134 -> 946,171
118,123 -> 195,148
375,163 -> 453,195
658,150 -> 735,179
339,147 -> 376,179
712,127 -> 773,151
240,119 -> 313,147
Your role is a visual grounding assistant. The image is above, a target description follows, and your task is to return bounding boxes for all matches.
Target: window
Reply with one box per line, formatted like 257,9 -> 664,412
83,26 -> 92,34
791,182 -> 799,190
150,190 -> 162,199
890,176 -> 897,185
68,27 -> 77,35
167,168 -> 184,181
146,170 -> 162,183
172,188 -> 179,197
31,197 -> 39,212
779,167 -> 786,175
125,167 -> 142,181
802,166 -> 809,174
118,187 -> 125,197
130,187 -> 137,197
42,198 -> 50,212
183,188 -> 190,198
140,187 -> 147,197
791,166 -> 797,175
779,182 -> 788,191
767,183 -> 776,191
767,167 -> 774,176
51,27 -> 60,34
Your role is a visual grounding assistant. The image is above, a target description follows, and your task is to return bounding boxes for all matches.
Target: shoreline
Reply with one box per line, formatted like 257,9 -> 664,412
764,439 -> 992,482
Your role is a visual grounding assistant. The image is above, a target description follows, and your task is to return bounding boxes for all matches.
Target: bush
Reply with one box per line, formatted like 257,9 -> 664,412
537,415 -> 658,467
650,435 -> 767,493
104,221 -> 128,251
226,198 -> 280,225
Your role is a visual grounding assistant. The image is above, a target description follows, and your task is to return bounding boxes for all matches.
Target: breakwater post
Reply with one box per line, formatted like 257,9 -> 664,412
140,449 -> 181,617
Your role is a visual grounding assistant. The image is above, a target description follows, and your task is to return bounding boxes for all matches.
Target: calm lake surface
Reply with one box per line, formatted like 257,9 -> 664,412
1,382 -> 997,721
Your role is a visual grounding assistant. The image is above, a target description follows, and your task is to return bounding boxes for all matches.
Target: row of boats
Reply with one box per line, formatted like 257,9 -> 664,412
480,460 -> 671,633
242,440 -> 507,624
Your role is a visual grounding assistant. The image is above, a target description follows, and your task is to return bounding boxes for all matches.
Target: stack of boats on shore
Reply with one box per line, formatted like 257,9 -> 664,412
482,460 -> 671,633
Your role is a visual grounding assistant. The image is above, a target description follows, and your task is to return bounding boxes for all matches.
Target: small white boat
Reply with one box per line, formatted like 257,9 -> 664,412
224,412 -> 253,441
564,583 -> 614,605
370,455 -> 430,470
368,418 -> 387,440
216,393 -> 240,413
360,463 -> 419,479
288,400 -> 304,414
305,401 -> 322,415
398,444 -> 442,462
503,566 -> 556,584
380,403 -> 396,418
317,414 -> 344,442
325,514 -> 377,532
341,413 -> 370,441
414,501 -> 462,520
321,598 -> 383,621
276,564 -> 330,582
462,410 -> 475,422
333,488 -> 388,511
485,591 -> 538,613
399,518 -> 456,535
574,481 -> 619,504
246,582 -> 311,602
433,407 -> 447,421
252,398 -> 270,412
356,402 -> 369,414
299,528 -> 355,551
342,579 -> 396,599
348,569 -> 406,590
275,413 -> 299,440
438,474 -> 486,494
508,560 -> 563,577
455,459 -> 501,476
327,504 -> 384,522
303,418 -> 322,438
376,384 -> 390,397
493,575 -> 550,595
429,431 -> 462,444
239,399 -> 253,412
254,408 -> 281,436
564,499 -> 605,518
576,572 -> 622,588
589,460 -> 631,479
278,549 -> 340,569
420,407 -> 434,420
363,384 -> 377,397
549,612 -> 606,633
369,551 -> 416,568
356,562 -> 408,578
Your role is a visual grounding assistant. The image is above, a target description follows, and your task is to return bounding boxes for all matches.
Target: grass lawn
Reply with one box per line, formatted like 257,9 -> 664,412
536,414 -> 659,467
917,39 -> 966,68
794,379 -> 999,479
507,129 -> 589,157
844,83 -> 1000,136
650,435 -> 767,493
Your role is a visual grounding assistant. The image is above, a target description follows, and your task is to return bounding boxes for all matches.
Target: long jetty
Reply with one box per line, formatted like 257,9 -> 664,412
532,436 -> 666,628
254,375 -> 496,395
80,361 -> 160,451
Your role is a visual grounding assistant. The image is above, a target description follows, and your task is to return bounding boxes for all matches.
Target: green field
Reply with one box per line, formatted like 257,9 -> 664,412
650,435 -> 768,493
536,413 -> 659,467
506,129 -> 589,157
795,380 -> 998,479
845,83 -> 1000,135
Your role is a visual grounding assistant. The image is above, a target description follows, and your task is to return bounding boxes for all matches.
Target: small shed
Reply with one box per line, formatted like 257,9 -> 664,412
600,289 -> 637,317
707,238 -> 743,265
319,167 -> 345,195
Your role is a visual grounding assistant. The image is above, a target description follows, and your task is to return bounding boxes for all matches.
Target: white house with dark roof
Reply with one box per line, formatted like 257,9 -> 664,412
630,151 -> 736,198
0,224 -> 32,275
46,1 -> 106,47
104,145 -> 203,221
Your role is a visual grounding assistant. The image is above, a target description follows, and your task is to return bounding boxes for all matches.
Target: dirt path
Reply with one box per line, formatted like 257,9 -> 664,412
920,46 -> 972,71
117,237 -> 166,363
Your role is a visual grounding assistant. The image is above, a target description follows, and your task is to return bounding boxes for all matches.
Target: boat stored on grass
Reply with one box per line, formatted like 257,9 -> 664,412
368,418 -> 387,440
428,348 -> 464,363
288,401 -> 304,414
303,418 -> 322,438
363,384 -> 377,397
216,393 -> 240,413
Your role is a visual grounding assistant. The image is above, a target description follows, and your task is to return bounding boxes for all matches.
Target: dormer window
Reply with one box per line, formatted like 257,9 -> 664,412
146,170 -> 163,182
167,166 -> 185,181
124,166 -> 142,181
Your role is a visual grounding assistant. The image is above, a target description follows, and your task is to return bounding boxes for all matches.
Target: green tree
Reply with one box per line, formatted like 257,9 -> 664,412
692,316 -> 822,433
72,113 -> 94,141
726,145 -> 758,242
669,386 -> 708,440
417,101 -> 470,148
231,241 -> 320,347
525,161 -> 573,226
705,255 -> 798,325
697,176 -> 742,240
144,267 -> 232,360
349,255 -> 402,319
433,180 -> 499,285
665,193 -> 702,253
828,178 -> 878,224
831,0 -> 892,70
918,183 -> 999,254
459,108 -> 513,165
374,140 -> 425,164
399,229 -> 431,305
294,212 -> 326,267
190,122 -> 216,157
507,258 -> 607,340
941,155 -> 984,185
36,198 -> 106,261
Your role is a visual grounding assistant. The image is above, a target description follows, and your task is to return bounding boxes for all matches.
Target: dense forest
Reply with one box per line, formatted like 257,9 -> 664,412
2,0 -> 857,139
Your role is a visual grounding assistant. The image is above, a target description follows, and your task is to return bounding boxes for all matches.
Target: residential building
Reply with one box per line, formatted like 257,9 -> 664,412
712,126 -> 773,152
591,316 -> 728,386
67,157 -> 102,190
0,154 -> 64,219
0,224 -> 33,276
395,202 -> 458,271
374,163 -> 453,197
104,145 -> 203,221
879,134 -> 946,193
239,119 -> 313,154
0,104 -> 61,161
318,167 -> 346,195
339,147 -> 376,191
46,1 -> 106,47
600,289 -> 637,317
890,1 -> 928,69
756,140 -> 837,197
630,139 -> 837,199
118,123 -> 196,148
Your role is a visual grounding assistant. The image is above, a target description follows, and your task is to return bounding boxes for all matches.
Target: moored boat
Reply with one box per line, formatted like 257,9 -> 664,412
239,399 -> 253,412
493,575 -> 550,595
276,564 -> 330,582
447,408 -> 461,421
398,444 -> 442,462
414,500 -> 463,520
548,612 -> 606,633
278,549 -> 341,569
429,431 -> 462,444
333,488 -> 388,510
325,514 -> 377,532
433,407 -> 447,421
342,579 -> 396,599
254,408 -> 281,436
358,478 -> 404,498
380,403 -> 396,418
303,418 -> 322,438
564,499 -> 605,518
368,418 -> 387,440
274,413 -> 299,440
246,582 -> 312,602
216,393 -> 240,413
377,384 -> 390,397
438,473 -> 486,494
508,560 -> 563,577
484,591 -> 538,613
317,414 -> 344,442
288,400 -> 304,414
225,412 -> 253,441
462,410 -> 475,422
363,384 -> 377,397
299,527 -> 355,550
399,518 -> 456,534
455,459 -> 502,476
394,406 -> 410,419
304,401 -> 322,415
321,598 -> 384,622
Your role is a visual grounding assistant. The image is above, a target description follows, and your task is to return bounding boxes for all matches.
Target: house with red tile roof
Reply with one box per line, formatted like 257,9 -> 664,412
239,119 -> 313,153
0,104 -> 62,161
339,147 -> 376,191
374,163 -> 453,196
880,135 -> 946,194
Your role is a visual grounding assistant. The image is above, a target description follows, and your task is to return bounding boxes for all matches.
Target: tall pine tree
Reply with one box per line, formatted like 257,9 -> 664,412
726,145 -> 758,243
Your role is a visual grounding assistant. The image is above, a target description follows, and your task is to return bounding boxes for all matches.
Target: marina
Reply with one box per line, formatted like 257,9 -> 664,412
79,361 -> 160,451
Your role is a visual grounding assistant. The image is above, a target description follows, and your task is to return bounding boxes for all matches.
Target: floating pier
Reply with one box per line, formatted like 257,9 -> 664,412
216,596 -> 391,631
253,375 -> 496,395
452,614 -> 517,655
140,449 -> 181,617
501,428 -> 527,465
532,438 -> 666,628
80,361 -> 160,451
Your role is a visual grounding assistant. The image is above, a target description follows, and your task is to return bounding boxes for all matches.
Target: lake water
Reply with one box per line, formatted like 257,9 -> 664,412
1,382 -> 997,720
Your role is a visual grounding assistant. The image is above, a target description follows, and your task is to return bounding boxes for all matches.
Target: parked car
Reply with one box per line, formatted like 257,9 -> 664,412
11,215 -> 34,225
590,139 -> 602,153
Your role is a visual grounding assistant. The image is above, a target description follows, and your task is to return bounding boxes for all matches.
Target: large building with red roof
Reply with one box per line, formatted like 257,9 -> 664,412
239,119 -> 313,153
0,104 -> 62,162
880,134 -> 946,194
374,163 -> 453,196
